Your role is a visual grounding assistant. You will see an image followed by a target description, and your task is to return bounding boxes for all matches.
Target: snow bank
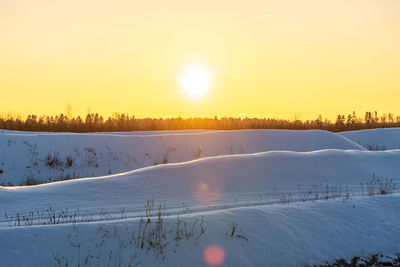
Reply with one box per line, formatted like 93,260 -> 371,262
338,128 -> 400,150
1,194 -> 399,267
1,149 -> 398,218
0,149 -> 399,266
0,129 -> 364,185
1,128 -> 398,266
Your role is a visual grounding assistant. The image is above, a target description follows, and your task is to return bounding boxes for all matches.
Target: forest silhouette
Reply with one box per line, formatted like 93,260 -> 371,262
1,111 -> 399,133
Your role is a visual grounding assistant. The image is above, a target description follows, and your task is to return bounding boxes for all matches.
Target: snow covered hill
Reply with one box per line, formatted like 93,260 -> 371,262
0,149 -> 397,216
0,129 -> 364,186
0,149 -> 399,266
339,128 -> 400,150
0,128 -> 398,266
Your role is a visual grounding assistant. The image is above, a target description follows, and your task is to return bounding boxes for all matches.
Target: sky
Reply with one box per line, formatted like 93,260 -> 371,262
1,0 -> 399,120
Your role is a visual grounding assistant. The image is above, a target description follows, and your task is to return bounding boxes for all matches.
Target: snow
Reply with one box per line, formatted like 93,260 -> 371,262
339,128 -> 400,150
1,149 -> 398,216
0,129 -> 398,266
0,129 -> 364,185
1,194 -> 400,267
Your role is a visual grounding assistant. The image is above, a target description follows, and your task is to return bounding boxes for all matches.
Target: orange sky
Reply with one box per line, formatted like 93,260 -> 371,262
1,0 -> 399,120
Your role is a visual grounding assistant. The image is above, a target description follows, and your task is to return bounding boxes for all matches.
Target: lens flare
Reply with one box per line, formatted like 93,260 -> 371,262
199,182 -> 209,192
203,244 -> 226,266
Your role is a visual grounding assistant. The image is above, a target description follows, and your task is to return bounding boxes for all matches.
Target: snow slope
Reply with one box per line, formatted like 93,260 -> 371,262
0,129 -> 214,135
0,149 -> 397,216
1,194 -> 400,267
0,129 -> 364,186
0,128 -> 398,266
339,128 -> 400,150
0,149 -> 400,266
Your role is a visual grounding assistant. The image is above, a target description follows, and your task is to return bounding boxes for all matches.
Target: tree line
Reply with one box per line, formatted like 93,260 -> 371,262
0,111 -> 399,133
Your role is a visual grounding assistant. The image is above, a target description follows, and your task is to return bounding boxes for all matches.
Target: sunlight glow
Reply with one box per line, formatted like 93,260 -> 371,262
2,1 -> 400,118
181,66 -> 210,99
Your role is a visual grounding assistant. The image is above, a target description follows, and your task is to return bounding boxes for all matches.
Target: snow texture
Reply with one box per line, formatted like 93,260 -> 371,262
0,129 -> 364,185
0,129 -> 398,267
339,128 -> 400,150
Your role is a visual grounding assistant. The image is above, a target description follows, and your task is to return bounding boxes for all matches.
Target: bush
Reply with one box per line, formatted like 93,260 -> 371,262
45,152 -> 63,168
65,156 -> 74,168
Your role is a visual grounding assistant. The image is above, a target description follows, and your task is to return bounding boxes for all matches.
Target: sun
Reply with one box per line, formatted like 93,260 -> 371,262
181,66 -> 210,99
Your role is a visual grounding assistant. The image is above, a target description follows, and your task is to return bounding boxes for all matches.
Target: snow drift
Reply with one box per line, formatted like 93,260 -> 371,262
339,128 -> 400,150
1,148 -> 398,216
0,149 -> 399,266
0,129 -> 364,186
0,128 -> 398,266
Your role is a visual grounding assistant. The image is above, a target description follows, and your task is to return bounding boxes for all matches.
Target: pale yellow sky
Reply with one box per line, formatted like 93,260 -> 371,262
1,0 -> 399,120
